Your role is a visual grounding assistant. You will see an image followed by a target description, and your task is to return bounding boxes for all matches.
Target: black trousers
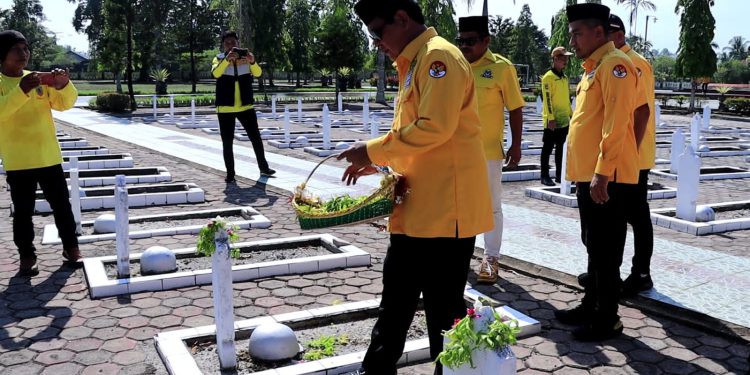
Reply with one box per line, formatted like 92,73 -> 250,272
627,169 -> 654,275
217,108 -> 269,176
361,234 -> 475,375
6,164 -> 78,257
576,181 -> 629,324
541,126 -> 569,180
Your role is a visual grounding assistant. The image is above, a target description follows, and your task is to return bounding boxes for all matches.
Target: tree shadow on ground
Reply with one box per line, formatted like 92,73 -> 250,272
465,255 -> 749,374
0,264 -> 77,351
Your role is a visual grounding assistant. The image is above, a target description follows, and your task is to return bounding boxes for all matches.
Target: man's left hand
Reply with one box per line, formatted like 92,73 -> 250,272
590,173 -> 610,204
505,144 -> 522,168
337,142 -> 372,184
51,68 -> 70,90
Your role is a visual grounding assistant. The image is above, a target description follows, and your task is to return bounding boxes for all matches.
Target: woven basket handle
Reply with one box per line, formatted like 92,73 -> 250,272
302,153 -> 341,187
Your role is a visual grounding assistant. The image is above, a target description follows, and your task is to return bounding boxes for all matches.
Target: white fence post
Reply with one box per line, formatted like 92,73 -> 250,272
115,175 -> 130,279
212,229 -> 237,369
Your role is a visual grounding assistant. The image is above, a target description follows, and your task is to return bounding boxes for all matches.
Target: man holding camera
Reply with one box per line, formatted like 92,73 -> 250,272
211,30 -> 275,183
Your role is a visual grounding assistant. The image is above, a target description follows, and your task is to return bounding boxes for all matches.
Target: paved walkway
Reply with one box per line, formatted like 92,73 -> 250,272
54,108 -> 750,331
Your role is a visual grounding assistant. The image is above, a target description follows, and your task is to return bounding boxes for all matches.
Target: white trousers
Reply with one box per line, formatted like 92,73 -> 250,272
482,160 -> 504,258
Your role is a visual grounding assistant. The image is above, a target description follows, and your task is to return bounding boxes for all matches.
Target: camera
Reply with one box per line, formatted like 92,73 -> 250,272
232,48 -> 249,57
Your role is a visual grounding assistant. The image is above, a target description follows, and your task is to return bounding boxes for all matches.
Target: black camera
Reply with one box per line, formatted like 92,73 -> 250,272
232,48 -> 249,57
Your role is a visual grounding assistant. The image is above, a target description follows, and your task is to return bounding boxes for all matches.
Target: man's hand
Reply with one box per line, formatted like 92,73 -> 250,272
505,144 -> 522,168
547,120 -> 557,130
246,52 -> 255,64
336,142 -> 373,185
20,72 -> 40,94
226,51 -> 239,62
590,173 -> 609,204
51,68 -> 70,90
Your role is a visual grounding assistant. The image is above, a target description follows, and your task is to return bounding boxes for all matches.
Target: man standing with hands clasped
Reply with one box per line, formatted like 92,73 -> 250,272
338,0 -> 493,373
553,3 -> 640,341
540,46 -> 574,187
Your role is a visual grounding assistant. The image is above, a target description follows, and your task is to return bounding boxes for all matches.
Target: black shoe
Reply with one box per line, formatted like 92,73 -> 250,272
572,319 -> 624,341
225,174 -> 236,183
578,272 -> 590,289
554,304 -> 592,325
541,176 -> 555,186
621,273 -> 654,297
19,256 -> 39,276
260,168 -> 276,177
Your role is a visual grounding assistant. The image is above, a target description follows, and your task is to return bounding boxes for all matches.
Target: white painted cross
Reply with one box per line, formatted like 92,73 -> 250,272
675,145 -> 700,222
690,114 -> 701,151
297,98 -> 303,121
69,156 -> 82,235
169,95 -> 175,117
190,99 -> 196,128
114,175 -> 130,279
152,95 -> 157,120
322,104 -> 331,150
337,92 -> 343,113
535,96 -> 543,114
702,105 -> 711,130
283,106 -> 291,144
670,129 -> 685,174
560,141 -> 572,196
271,95 -> 277,117
362,93 -> 370,131
212,228 -> 237,369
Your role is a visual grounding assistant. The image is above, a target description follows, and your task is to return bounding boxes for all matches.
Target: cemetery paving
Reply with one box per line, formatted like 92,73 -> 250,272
0,108 -> 746,373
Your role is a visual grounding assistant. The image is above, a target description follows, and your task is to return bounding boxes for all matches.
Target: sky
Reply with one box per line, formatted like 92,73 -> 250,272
0,0 -> 747,55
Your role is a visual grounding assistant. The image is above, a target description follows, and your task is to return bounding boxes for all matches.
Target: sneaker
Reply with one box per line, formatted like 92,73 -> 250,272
62,247 -> 82,265
477,256 -> 499,284
19,256 -> 39,276
541,176 -> 555,186
554,304 -> 592,325
621,273 -> 653,297
260,168 -> 276,177
572,319 -> 624,341
578,272 -> 590,289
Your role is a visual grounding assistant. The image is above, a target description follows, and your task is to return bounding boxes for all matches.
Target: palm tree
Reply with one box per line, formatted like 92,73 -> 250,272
615,0 -> 656,36
723,36 -> 749,61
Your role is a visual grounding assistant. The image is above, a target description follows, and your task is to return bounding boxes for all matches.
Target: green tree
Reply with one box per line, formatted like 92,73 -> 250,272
2,0 -> 57,70
420,0 -> 458,42
626,35 -> 654,59
171,0 -> 222,93
488,16 -> 514,56
715,59 -> 750,84
509,4 -> 548,84
285,0 -> 315,87
723,36 -> 749,61
251,0 -> 287,87
675,0 -> 717,110
614,0 -> 656,36
313,3 -> 366,97
653,54 -> 676,83
133,0 -> 171,82
548,7 -> 583,79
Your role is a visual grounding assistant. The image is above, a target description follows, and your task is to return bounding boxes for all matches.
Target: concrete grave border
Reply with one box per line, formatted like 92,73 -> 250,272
84,234 -> 370,298
525,183 -> 677,208
42,206 -> 270,245
651,200 -> 750,235
65,167 -> 172,187
650,166 -> 750,181
154,286 -> 541,375
501,164 -> 556,182
61,147 -> 110,157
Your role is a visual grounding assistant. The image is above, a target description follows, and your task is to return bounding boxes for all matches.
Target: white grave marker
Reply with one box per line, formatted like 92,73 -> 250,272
363,93 -> 370,130
152,95 -> 157,120
190,99 -> 196,127
690,114 -> 701,151
337,92 -> 343,113
371,118 -> 380,139
212,229 -> 237,369
560,141 -> 572,196
322,104 -> 331,150
535,96 -> 543,114
169,95 -> 174,117
271,95 -> 277,117
670,129 -> 685,174
702,105 -> 711,130
115,175 -> 130,278
675,145 -> 700,222
283,106 -> 291,144
297,98 -> 303,121
69,157 -> 82,235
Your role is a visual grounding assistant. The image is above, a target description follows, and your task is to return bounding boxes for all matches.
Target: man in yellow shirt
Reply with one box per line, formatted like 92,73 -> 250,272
457,15 -> 525,284
340,0 -> 493,373
0,30 -> 81,276
211,31 -> 275,183
554,4 -> 640,342
540,47 -> 574,186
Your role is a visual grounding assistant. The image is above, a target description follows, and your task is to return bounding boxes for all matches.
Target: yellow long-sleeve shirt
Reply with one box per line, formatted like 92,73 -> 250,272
0,71 -> 77,171
541,69 -> 572,128
366,28 -> 493,238
566,42 -> 639,184
211,56 -> 262,113
621,44 -> 656,170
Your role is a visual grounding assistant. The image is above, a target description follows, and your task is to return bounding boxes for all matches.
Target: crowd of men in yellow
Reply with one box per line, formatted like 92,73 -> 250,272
338,1 -> 658,373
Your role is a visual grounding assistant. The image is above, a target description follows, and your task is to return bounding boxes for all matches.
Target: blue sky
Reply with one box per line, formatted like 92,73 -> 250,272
0,0 -> 747,54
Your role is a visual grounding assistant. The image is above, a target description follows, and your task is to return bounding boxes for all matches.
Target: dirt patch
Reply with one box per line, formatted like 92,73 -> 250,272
105,246 -> 330,279
85,215 -> 246,236
715,209 -> 750,221
190,311 -> 428,374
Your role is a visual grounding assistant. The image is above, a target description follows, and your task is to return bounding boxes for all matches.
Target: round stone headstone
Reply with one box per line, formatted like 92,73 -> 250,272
248,323 -> 300,361
93,214 -> 116,234
140,246 -> 177,275
698,145 -> 711,152
260,129 -> 273,136
695,205 -> 716,222
335,142 -> 350,150
294,136 -> 309,145
658,122 -> 667,128
699,136 -> 707,141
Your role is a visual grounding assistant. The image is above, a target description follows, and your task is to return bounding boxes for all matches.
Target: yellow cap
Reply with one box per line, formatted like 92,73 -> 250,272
551,47 -> 573,58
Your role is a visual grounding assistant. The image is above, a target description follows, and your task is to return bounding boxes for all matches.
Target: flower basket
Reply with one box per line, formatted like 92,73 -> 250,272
292,155 -> 399,230
443,345 -> 516,375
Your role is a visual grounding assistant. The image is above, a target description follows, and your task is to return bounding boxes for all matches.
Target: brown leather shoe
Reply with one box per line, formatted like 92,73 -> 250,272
62,247 -> 82,264
19,256 -> 39,276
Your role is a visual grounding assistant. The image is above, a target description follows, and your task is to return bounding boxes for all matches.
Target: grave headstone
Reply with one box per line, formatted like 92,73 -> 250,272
169,95 -> 175,117
675,145 -> 700,222
690,114 -> 701,152
272,95 -> 277,117
702,105 -> 711,130
560,141 -> 572,195
371,118 -> 380,139
337,92 -> 343,113
115,175 -> 130,278
535,96 -> 543,114
363,93 -> 370,130
670,129 -> 685,174
141,246 -> 177,275
655,102 -> 662,127
322,104 -> 331,150
212,229 -> 237,369
297,98 -> 303,121
152,95 -> 158,120
69,157 -> 82,235
283,106 -> 291,143
190,99 -> 196,127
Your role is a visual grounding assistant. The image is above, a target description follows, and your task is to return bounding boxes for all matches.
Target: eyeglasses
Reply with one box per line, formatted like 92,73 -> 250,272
455,37 -> 481,47
368,19 -> 394,41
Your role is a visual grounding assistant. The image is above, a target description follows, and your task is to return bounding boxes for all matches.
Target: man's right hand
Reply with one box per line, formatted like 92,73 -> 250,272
20,73 -> 41,94
547,120 -> 557,130
225,51 -> 239,62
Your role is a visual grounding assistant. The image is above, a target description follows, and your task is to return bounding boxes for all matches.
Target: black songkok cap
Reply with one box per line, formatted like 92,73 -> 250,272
608,14 -> 626,33
458,16 -> 489,35
354,0 -> 420,25
566,3 -> 610,26
0,30 -> 27,62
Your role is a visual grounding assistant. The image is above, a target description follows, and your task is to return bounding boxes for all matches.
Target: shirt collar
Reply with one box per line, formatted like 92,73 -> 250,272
620,44 -> 632,54
552,68 -> 565,78
583,41 -> 615,73
395,27 -> 437,70
470,49 -> 496,67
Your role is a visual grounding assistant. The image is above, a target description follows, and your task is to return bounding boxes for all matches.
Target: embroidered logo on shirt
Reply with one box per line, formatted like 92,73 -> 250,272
429,61 -> 447,78
482,69 -> 494,79
612,64 -> 628,78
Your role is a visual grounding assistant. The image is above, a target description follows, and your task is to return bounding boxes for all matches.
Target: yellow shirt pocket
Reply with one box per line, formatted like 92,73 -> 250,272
474,78 -> 502,108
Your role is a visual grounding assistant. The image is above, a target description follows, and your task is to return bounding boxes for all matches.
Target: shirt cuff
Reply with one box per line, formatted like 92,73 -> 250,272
594,158 -> 615,177
366,137 -> 389,166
